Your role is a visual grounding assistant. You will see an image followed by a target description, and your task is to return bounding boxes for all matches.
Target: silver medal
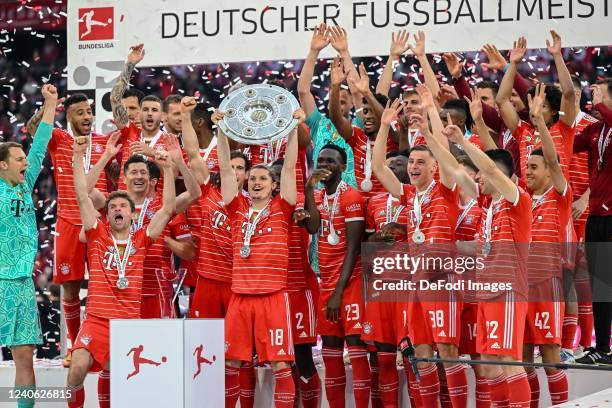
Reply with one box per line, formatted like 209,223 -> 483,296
360,179 -> 373,192
327,232 -> 340,246
116,277 -> 129,290
240,245 -> 251,258
412,230 -> 425,244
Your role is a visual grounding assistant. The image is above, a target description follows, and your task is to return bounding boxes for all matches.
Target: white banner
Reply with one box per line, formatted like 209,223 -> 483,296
67,0 -> 612,91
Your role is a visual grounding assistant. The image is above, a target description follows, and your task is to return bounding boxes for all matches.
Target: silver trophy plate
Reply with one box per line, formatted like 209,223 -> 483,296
218,84 -> 300,145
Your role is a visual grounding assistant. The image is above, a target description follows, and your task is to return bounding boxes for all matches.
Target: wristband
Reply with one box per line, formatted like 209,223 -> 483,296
503,63 -> 511,73
355,108 -> 364,114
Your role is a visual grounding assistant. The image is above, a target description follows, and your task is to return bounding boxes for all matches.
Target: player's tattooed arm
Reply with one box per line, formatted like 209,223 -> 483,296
26,106 -> 45,136
111,44 -> 145,130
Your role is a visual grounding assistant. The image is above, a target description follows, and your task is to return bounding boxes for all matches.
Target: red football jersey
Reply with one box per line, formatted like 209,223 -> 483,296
49,128 -> 109,224
226,194 -> 294,294
512,120 -> 575,184
365,192 -> 409,241
455,199 -> 483,242
198,183 -> 235,283
315,183 -> 365,291
84,221 -> 152,319
287,193 -> 315,291
118,122 -> 172,191
349,127 -> 398,200
569,112 -> 599,226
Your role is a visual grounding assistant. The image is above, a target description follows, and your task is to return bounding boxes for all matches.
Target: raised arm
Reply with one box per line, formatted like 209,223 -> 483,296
147,152 -> 176,240
85,132 -> 121,192
167,134 -> 201,213
25,85 -> 58,188
530,84 -> 566,193
328,57 -> 354,141
110,44 -> 145,130
213,111 -> 238,205
376,30 -> 410,96
452,131 -> 519,204
466,89 -> 499,151
409,31 -> 441,102
280,110 -> 304,206
329,26 -> 360,89
495,37 -> 527,133
73,136 -> 99,231
297,24 -> 329,117
179,96 -> 209,185
371,100 -> 404,198
303,172 -> 325,234
547,31 -> 576,127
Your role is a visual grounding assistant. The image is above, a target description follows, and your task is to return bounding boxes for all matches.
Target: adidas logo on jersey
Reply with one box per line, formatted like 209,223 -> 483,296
299,332 -> 308,338
545,331 -> 553,338
438,330 -> 446,337
278,349 -> 286,356
491,342 -> 500,349
353,322 -> 362,329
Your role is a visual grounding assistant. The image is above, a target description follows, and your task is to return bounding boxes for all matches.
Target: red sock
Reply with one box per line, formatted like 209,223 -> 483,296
445,364 -> 468,408
98,369 -> 110,408
225,365 -> 240,408
68,384 -> 84,408
369,357 -> 383,408
546,370 -> 568,404
578,302 -> 594,348
321,347 -> 346,408
526,370 -> 539,408
291,365 -> 300,408
475,376 -> 491,408
561,314 -> 578,350
274,367 -> 296,407
417,364 -> 440,407
438,364 -> 452,408
239,362 -> 256,408
506,372 -> 531,408
62,299 -> 81,345
488,374 -> 509,408
298,371 -> 320,408
404,362 -> 422,408
377,352 -> 398,407
347,346 -> 371,408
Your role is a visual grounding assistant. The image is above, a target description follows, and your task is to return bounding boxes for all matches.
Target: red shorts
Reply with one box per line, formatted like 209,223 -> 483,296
189,277 -> 232,318
362,300 -> 409,345
317,278 -> 364,338
407,286 -> 462,346
53,218 -> 86,283
477,293 -> 528,359
525,280 -> 564,345
288,289 -> 318,345
459,302 -> 479,355
141,294 -> 175,319
73,314 -> 109,372
225,291 -> 294,363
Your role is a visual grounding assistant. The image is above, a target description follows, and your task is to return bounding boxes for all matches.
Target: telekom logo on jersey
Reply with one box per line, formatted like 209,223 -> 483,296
78,7 -> 114,41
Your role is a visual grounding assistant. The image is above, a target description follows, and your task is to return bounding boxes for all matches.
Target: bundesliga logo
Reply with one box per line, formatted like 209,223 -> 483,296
78,7 -> 114,41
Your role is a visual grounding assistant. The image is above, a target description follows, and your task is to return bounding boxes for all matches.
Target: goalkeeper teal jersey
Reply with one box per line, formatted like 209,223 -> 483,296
0,121 -> 53,279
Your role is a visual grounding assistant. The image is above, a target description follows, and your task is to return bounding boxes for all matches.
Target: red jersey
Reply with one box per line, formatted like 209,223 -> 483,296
569,112 -> 599,222
49,128 -> 109,224
455,132 -> 484,151
455,199 -> 483,242
477,186 -> 532,297
315,183 -> 365,291
528,185 -> 574,282
287,193 -> 315,292
349,127 -> 398,199
512,120 -> 574,184
226,194 -> 294,294
118,122 -> 172,191
365,192 -> 409,241
198,182 -> 235,283
85,221 -> 152,319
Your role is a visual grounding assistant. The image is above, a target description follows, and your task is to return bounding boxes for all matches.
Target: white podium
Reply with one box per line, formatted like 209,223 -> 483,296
110,319 -> 224,408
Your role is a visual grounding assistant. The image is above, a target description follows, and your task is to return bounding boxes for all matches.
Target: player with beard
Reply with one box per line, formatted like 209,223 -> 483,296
216,107 -> 302,407
67,137 -> 175,408
360,150 -> 412,407
374,94 -> 466,407
0,84 -> 57,408
302,144 -> 370,408
330,55 -> 398,200
496,32 -> 577,185
520,84 -> 572,406
162,94 -> 183,135
25,92 -> 113,356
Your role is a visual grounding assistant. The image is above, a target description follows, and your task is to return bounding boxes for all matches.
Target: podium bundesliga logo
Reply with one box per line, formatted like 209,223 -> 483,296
126,345 -> 167,380
77,7 -> 116,49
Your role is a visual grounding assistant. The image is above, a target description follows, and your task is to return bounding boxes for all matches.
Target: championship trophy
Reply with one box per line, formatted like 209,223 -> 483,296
218,84 -> 300,144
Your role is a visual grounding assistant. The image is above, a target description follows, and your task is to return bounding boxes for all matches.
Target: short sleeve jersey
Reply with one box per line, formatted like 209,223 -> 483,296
455,199 -> 483,242
286,192 -> 315,291
85,221 -> 152,319
226,194 -> 294,294
48,128 -> 109,224
366,193 -> 409,241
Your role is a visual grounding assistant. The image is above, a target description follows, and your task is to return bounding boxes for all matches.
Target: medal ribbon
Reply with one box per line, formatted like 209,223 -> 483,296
386,194 -> 404,224
413,180 -> 436,231
324,181 -> 346,240
243,201 -> 270,248
111,233 -> 133,283
455,199 -> 476,230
